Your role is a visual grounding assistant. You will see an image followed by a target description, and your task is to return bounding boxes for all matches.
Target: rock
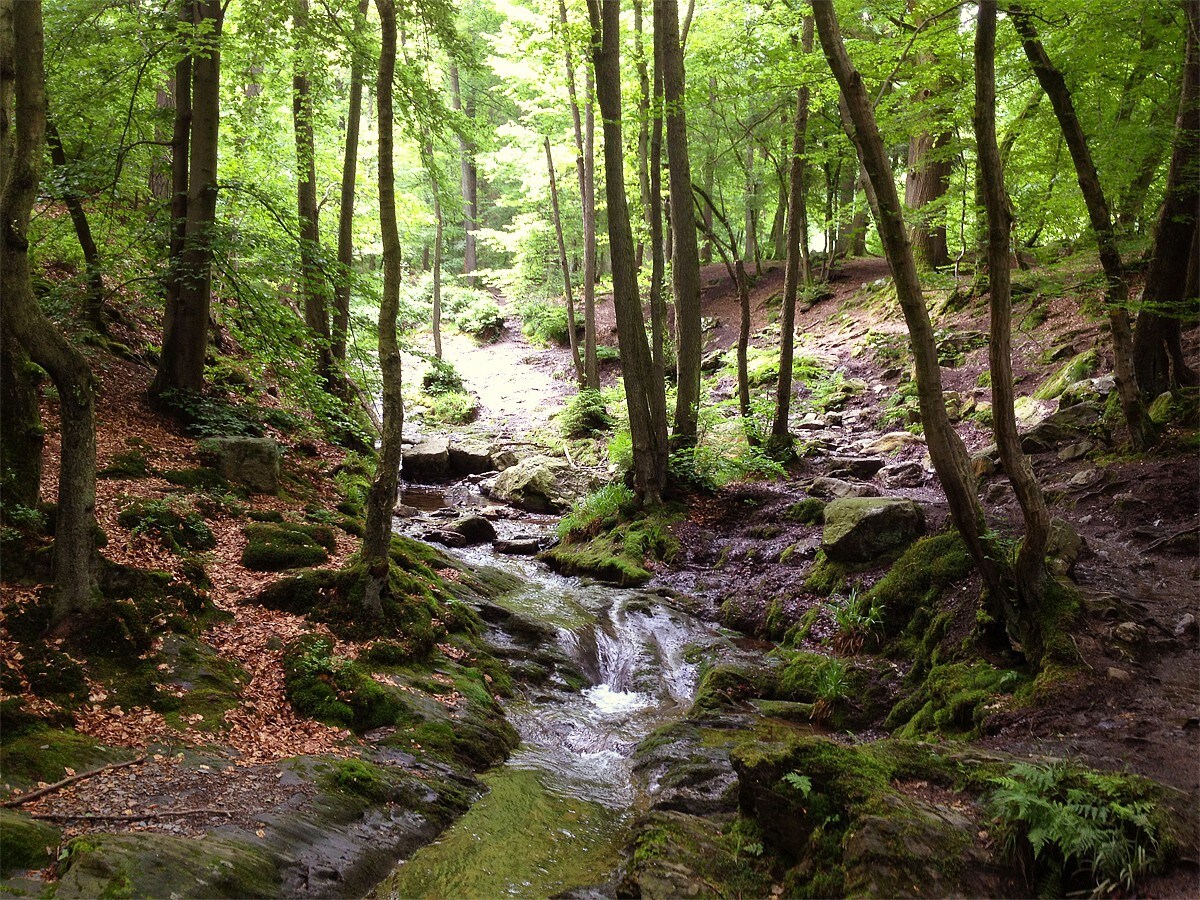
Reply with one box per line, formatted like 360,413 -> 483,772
1046,518 -> 1085,577
821,497 -> 926,563
1113,621 -> 1148,644
1058,441 -> 1094,461
1106,667 -> 1133,683
809,476 -> 881,500
971,454 -> 997,478
1021,401 -> 1105,453
489,447 -> 520,471
826,456 -> 884,480
700,349 -> 725,372
1148,391 -> 1175,425
495,537 -> 543,555
1059,373 -> 1116,408
426,529 -> 468,548
403,437 -> 450,481
451,515 -> 496,545
860,431 -> 926,455
393,504 -> 422,519
448,439 -> 494,476
879,461 -> 927,488
200,436 -> 280,493
1014,395 -> 1052,426
1034,349 -> 1098,400
1174,614 -> 1197,637
488,455 -> 602,513
1068,469 -> 1100,487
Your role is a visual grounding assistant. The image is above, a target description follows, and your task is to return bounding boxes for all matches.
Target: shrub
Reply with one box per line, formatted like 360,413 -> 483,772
421,391 -> 478,426
559,389 -> 613,439
444,285 -> 504,341
558,484 -> 636,539
282,634 -> 406,731
422,357 -> 465,395
519,299 -> 574,347
118,499 -> 215,551
99,450 -> 151,479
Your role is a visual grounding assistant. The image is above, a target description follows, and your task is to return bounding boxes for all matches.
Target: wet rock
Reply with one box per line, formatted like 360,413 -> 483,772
451,515 -> 496,545
489,455 -> 602,513
1046,518 -> 1085,578
200,436 -> 280,493
632,721 -> 739,817
448,439 -> 494,476
403,437 -> 451,481
821,497 -> 925,563
860,431 -> 926,455
826,456 -> 884,480
809,476 -> 880,500
879,461 -> 927,488
426,529 -> 468,548
494,537 -> 543,555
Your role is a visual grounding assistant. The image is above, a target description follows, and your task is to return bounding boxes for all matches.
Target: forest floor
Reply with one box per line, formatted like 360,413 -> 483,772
2,252 -> 1197,895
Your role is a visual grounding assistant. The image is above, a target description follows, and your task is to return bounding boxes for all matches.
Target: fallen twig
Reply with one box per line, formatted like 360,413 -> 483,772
29,807 -> 232,822
1,756 -> 148,808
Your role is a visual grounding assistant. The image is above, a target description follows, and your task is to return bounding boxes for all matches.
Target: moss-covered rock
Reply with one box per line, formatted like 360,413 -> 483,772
863,530 -> 973,637
0,809 -> 61,875
1034,349 -> 1097,401
282,634 -> 410,731
783,498 -> 826,525
240,521 -> 334,571
821,497 -> 926,563
0,729 -> 136,793
886,661 -> 1021,738
117,499 -> 215,551
56,832 -> 280,899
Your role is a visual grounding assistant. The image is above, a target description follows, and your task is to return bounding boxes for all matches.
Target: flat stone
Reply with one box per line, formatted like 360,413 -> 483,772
860,431 -> 926,455
826,456 -> 885,480
1107,667 -> 1133,683
1058,441 -> 1095,461
448,439 -> 494,476
403,437 -> 450,481
495,537 -> 542,556
809,476 -> 880,500
879,461 -> 927,488
821,497 -> 926,563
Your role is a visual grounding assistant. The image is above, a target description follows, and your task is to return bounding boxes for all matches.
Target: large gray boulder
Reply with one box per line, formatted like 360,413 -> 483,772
201,436 -> 280,493
448,438 -> 494,476
402,437 -> 450,481
488,455 -> 601,512
821,497 -> 925,563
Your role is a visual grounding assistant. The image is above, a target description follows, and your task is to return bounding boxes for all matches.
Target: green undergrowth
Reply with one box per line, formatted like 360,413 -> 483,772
283,634 -> 410,731
558,388 -> 614,439
117,498 -> 215,552
543,490 -> 681,586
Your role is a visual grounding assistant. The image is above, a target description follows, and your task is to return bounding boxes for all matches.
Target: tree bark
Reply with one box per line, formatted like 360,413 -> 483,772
813,2 -> 1002,600
1,0 -> 99,620
1010,4 -> 1156,450
1134,0 -> 1199,397
46,119 -> 106,331
425,141 -> 444,361
648,19 -> 667,381
333,0 -> 369,365
976,0 -> 1051,656
448,65 -> 478,287
152,0 -> 223,397
634,0 -> 650,270
905,127 -> 952,270
161,2 -> 191,367
587,0 -> 668,505
770,16 -> 814,454
657,0 -> 702,447
0,330 -> 43,512
292,0 -> 336,392
558,0 -> 599,389
363,0 -> 404,616
545,136 -> 583,382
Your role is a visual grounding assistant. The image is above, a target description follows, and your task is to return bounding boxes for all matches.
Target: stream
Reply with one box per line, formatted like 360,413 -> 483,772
373,506 -> 724,899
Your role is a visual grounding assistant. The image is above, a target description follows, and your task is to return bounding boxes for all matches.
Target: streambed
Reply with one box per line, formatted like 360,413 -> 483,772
373,534 -> 724,898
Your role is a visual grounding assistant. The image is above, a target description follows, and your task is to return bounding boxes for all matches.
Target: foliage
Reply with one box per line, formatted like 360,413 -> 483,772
518,298 -> 575,347
828,588 -> 882,654
158,390 -> 305,439
443,284 -> 505,341
559,389 -> 613,439
282,634 -> 407,732
987,761 -> 1170,897
557,484 -> 636,539
117,499 -> 215,552
422,356 -> 465,395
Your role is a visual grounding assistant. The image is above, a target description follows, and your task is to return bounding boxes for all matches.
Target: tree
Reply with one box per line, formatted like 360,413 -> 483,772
769,15 -> 814,456
46,119 -> 107,331
545,136 -> 584,382
587,0 -> 668,505
151,0 -> 225,398
813,1 -> 1003,610
1009,3 -> 1156,450
362,0 -> 404,613
975,0 -> 1051,651
449,64 -> 479,287
1133,0 -> 1199,398
1,0 -> 99,620
657,0 -> 702,447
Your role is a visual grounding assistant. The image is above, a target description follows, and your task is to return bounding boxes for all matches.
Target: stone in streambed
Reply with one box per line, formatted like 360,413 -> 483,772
488,455 -> 601,513
450,515 -> 496,545
821,497 -> 925,563
448,439 -> 494,476
403,437 -> 451,481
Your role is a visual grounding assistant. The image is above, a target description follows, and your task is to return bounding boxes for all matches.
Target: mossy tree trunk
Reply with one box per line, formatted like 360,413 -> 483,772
1009,4 -> 1156,451
975,0 -> 1051,658
1,0 -> 99,619
363,0 -> 404,615
813,2 -> 1004,604
587,0 -> 668,506
1133,0 -> 1199,398
770,16 -> 814,457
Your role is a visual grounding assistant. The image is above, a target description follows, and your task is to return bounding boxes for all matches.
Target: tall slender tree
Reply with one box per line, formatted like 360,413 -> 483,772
545,136 -> 584,382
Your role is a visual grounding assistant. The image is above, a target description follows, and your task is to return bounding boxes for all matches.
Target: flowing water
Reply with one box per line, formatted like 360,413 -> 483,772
373,539 -> 722,899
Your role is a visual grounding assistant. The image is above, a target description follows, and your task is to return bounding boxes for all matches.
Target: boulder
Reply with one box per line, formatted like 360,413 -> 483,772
1034,349 -> 1098,400
489,455 -> 602,513
489,447 -> 520,471
425,529 -> 468,548
700,349 -> 725,372
809,477 -> 881,500
826,456 -> 885,480
860,431 -> 926,455
821,497 -> 925,563
879,461 -> 927,488
451,515 -> 496,545
402,437 -> 450,481
201,436 -> 280,493
1059,373 -> 1115,408
1046,517 -> 1085,577
1022,401 -> 1105,454
448,439 -> 494,476
495,537 -> 543,556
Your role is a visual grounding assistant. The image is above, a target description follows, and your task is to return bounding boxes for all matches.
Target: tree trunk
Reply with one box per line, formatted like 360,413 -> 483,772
545,137 -> 583,382
905,127 -> 952,270
770,16 -> 814,455
648,20 -> 667,380
161,2 -> 191,366
428,143 -> 444,361
363,0 -> 404,616
657,0 -> 702,447
333,0 -> 368,365
0,330 -> 43,512
152,0 -> 223,397
1134,0 -> 1199,397
449,65 -> 478,287
587,0 -> 668,506
634,0 -> 650,270
975,0 -> 1051,657
813,2 -> 1002,600
558,0 -> 599,389
1,0 -> 99,620
744,139 -> 758,274
1010,4 -> 1156,450
292,0 -> 335,392
45,119 -> 106,331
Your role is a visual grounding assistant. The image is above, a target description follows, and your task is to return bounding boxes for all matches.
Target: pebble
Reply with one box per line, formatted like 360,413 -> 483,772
1174,613 -> 1197,638
1106,667 -> 1133,682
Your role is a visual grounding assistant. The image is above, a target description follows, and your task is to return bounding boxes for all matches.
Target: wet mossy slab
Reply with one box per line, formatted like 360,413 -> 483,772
55,832 -> 280,899
0,809 -> 61,876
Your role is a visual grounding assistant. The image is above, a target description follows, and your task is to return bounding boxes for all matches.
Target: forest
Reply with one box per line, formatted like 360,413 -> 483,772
1,0 -> 1197,896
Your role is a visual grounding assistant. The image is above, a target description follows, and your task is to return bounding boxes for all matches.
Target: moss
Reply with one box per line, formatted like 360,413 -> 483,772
158,467 -> 230,491
98,450 -> 150,480
863,530 -> 973,636
246,508 -> 284,523
886,661 -> 1021,738
240,522 -> 334,571
158,635 -> 247,732
0,729 -> 135,792
803,550 -> 847,596
559,389 -> 614,438
1035,576 -> 1082,665
282,633 -> 409,731
323,758 -> 391,802
117,499 -> 215,552
541,544 -> 651,586
690,664 -> 777,715
783,499 -> 826,525
1033,349 -> 1097,400
0,809 -> 61,875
